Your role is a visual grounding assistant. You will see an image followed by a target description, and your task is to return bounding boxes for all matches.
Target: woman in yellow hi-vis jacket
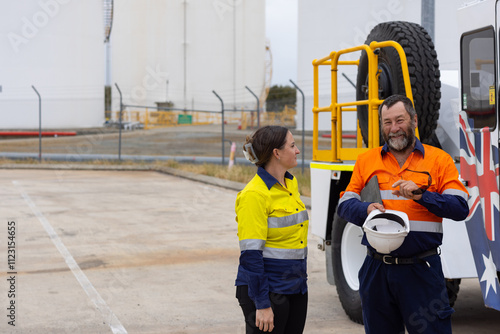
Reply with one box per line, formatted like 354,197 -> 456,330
235,125 -> 309,334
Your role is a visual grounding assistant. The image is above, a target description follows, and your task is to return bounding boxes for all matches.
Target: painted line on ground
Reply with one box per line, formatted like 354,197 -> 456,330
13,180 -> 127,334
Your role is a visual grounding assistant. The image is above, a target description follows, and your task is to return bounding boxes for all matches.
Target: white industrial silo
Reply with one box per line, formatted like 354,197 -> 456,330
110,0 -> 266,113
0,0 -> 104,129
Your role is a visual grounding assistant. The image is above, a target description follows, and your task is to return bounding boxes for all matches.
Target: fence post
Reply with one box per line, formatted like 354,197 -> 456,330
245,85 -> 260,128
212,90 -> 225,164
32,85 -> 42,162
114,83 -> 123,161
289,79 -> 305,174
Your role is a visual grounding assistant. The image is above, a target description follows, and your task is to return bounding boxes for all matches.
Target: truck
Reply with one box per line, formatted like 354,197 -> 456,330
310,0 -> 500,324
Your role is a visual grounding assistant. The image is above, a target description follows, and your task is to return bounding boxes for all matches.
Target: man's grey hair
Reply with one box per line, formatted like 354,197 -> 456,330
378,94 -> 417,120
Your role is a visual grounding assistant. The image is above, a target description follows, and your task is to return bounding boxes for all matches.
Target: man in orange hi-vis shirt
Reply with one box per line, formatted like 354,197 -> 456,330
338,95 -> 469,334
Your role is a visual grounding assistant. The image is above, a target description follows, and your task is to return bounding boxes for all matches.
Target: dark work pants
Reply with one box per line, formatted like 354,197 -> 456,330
236,285 -> 308,334
358,254 -> 454,334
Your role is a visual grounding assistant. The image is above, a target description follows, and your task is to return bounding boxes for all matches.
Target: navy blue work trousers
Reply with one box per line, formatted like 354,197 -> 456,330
236,285 -> 308,334
359,253 -> 454,334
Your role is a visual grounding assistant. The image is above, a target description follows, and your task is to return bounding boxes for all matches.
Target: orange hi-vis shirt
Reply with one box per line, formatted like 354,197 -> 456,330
338,140 -> 469,256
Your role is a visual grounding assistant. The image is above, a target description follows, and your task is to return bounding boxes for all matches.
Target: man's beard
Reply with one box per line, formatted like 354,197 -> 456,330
384,126 -> 415,152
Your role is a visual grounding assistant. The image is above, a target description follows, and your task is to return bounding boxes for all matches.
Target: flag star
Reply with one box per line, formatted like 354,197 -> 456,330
480,252 -> 498,298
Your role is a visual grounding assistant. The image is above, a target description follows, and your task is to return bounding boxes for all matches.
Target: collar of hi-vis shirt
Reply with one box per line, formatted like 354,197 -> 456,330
381,138 -> 425,158
257,166 -> 294,190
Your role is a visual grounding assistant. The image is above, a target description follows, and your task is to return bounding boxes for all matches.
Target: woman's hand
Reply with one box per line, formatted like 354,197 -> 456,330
256,307 -> 274,332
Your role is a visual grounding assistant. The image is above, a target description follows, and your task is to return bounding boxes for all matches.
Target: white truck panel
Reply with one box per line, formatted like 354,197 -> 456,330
310,167 -> 332,240
458,0 -> 496,34
441,218 -> 478,278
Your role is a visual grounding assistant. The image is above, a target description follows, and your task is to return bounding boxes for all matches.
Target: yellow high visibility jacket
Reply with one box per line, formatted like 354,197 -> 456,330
235,167 -> 308,309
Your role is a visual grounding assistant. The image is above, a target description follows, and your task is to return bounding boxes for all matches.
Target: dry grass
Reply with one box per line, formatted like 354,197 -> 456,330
0,158 -> 311,197
157,160 -> 311,197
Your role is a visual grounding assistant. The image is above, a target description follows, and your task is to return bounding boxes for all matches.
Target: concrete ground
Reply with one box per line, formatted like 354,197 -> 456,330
0,168 -> 498,333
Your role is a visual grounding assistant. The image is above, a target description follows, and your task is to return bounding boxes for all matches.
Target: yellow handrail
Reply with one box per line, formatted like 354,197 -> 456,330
312,40 -> 415,163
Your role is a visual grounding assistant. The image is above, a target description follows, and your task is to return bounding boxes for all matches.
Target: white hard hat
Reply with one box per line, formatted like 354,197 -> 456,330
363,209 -> 410,254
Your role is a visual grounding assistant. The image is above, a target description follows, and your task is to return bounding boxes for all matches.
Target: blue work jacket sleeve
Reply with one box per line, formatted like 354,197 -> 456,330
236,189 -> 271,309
337,197 -> 371,226
239,250 -> 271,309
415,192 -> 469,221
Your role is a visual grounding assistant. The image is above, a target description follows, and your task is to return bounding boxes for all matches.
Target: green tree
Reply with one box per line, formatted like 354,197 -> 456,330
266,85 -> 296,111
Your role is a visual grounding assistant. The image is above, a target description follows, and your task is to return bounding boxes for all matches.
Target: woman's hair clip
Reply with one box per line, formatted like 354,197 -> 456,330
243,143 -> 259,164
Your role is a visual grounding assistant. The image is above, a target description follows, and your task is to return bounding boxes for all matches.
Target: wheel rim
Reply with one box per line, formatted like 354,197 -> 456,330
360,62 -> 393,100
340,223 -> 366,291
378,62 -> 393,98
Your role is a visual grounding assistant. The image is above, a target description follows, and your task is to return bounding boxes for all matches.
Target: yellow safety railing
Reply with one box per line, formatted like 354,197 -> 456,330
312,40 -> 414,162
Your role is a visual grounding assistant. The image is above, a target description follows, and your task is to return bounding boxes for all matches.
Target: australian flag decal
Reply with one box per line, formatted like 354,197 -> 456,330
459,111 -> 500,310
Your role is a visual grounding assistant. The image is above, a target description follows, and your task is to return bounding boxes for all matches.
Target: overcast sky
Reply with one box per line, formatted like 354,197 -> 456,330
265,0 -> 298,87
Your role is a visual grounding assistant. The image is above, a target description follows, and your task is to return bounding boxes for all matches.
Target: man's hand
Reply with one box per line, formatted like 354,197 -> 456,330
367,202 -> 385,215
392,179 -> 423,200
256,307 -> 274,332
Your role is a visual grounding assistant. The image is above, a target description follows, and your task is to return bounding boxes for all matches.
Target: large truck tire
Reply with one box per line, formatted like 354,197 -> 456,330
356,21 -> 441,146
332,212 -> 366,324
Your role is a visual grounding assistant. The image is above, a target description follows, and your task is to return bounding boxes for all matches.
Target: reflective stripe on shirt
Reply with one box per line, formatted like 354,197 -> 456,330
410,220 -> 443,233
380,190 -> 402,201
380,189 -> 469,202
267,210 -> 309,228
240,239 -> 266,251
442,188 -> 469,201
263,246 -> 308,260
338,191 -> 361,206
